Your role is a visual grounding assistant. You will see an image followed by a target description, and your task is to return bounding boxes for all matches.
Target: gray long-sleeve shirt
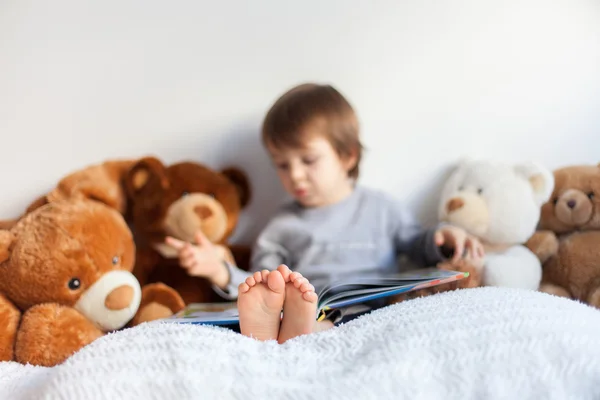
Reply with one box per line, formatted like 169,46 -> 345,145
213,185 -> 446,300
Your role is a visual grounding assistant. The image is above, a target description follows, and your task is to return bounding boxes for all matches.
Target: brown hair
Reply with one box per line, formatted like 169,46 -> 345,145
261,83 -> 363,179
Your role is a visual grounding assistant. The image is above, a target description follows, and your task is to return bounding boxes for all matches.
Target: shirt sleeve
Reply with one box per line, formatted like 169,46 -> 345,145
390,201 -> 446,267
211,218 -> 290,300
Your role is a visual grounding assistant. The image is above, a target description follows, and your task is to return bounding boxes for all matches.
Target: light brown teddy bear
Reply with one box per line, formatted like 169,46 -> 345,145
0,198 -> 183,367
526,164 -> 600,306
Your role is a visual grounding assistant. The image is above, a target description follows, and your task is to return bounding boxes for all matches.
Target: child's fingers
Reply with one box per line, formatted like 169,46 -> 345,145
195,230 -> 211,246
434,231 -> 444,246
180,253 -> 196,267
452,238 -> 464,263
466,237 -> 484,259
477,242 -> 485,258
165,236 -> 186,250
180,245 -> 196,259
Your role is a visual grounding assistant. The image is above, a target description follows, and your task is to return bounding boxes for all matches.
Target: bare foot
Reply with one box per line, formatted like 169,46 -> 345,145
276,265 -> 318,344
238,270 -> 285,341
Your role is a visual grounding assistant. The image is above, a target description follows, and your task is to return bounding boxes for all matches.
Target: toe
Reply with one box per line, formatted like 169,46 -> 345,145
302,291 -> 318,303
299,282 -> 314,293
239,282 -> 250,293
293,277 -> 307,288
245,276 -> 256,287
267,270 -> 286,294
277,265 -> 292,281
253,271 -> 263,283
260,269 -> 270,282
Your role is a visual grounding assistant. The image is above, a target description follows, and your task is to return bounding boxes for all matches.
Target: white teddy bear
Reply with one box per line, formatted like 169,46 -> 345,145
438,159 -> 554,290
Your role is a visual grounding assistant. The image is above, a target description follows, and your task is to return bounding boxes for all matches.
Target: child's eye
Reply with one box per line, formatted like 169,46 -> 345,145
275,162 -> 289,170
302,157 -> 318,165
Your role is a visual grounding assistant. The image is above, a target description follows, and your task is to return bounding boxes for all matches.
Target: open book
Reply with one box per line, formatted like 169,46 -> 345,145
160,268 -> 469,326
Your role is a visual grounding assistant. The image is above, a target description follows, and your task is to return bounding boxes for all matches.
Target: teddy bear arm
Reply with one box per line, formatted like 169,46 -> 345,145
0,294 -> 21,362
483,246 -> 542,290
538,282 -> 572,298
130,283 -> 186,326
15,303 -> 104,367
525,230 -> 559,264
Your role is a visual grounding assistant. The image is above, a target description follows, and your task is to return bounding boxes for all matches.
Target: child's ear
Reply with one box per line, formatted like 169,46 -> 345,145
221,167 -> 251,208
0,230 -> 15,264
124,157 -> 170,200
514,162 -> 555,206
342,148 -> 360,174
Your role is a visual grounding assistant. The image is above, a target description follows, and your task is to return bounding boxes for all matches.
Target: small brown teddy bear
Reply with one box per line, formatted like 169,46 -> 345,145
124,156 -> 251,305
526,164 -> 600,306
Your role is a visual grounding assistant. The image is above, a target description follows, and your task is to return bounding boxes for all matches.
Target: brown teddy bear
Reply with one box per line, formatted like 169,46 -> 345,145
0,198 -> 182,366
526,164 -> 600,306
124,156 -> 251,305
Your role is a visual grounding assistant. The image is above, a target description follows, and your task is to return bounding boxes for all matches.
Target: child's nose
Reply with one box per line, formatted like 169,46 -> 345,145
289,165 -> 306,181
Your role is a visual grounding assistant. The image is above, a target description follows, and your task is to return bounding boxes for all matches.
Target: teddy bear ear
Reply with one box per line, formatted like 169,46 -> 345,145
0,230 -> 14,264
221,167 -> 251,208
124,157 -> 169,198
456,156 -> 474,168
514,162 -> 555,206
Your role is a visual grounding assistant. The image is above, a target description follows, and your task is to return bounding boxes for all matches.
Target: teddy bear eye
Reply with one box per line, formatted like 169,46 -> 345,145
208,192 -> 215,198
552,197 -> 559,205
588,192 -> 595,200
458,186 -> 464,191
182,191 -> 189,197
68,278 -> 81,290
477,188 -> 483,195
112,256 -> 119,265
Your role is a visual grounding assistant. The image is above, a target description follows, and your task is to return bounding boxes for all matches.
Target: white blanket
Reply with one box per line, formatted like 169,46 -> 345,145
2,287 -> 600,400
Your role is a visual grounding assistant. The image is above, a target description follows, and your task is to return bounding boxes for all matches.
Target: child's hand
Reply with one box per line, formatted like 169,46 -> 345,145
164,231 -> 229,287
434,225 -> 484,263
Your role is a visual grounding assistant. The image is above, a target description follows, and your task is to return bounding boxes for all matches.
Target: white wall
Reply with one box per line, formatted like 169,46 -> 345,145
1,0 -> 599,245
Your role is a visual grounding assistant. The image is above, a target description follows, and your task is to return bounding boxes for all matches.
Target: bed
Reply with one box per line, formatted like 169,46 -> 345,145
1,287 -> 600,399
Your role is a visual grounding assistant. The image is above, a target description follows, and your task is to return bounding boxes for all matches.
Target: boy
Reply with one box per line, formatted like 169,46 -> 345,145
165,83 -> 484,343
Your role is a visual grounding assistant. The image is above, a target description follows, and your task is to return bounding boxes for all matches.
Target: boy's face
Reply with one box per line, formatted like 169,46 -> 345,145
267,134 -> 356,208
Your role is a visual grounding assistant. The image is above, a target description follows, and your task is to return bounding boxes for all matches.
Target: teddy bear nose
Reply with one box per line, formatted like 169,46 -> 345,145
567,200 -> 576,209
104,285 -> 134,310
194,205 -> 213,219
447,198 -> 464,212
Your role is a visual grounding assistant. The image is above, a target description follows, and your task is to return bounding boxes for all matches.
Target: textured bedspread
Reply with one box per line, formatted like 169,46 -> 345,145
2,287 -> 600,399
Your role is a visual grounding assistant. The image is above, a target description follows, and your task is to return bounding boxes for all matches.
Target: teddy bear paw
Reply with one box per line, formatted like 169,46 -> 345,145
15,303 -> 103,367
131,283 -> 186,326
